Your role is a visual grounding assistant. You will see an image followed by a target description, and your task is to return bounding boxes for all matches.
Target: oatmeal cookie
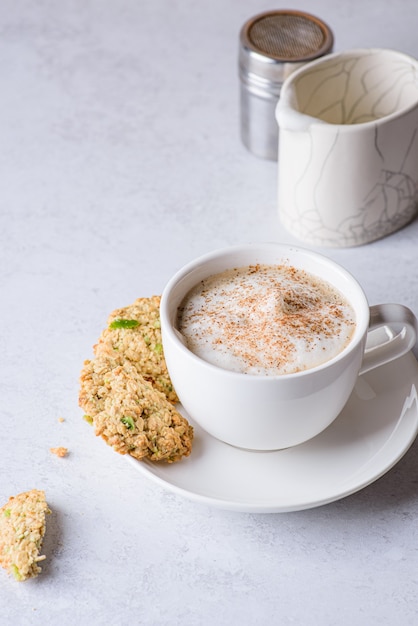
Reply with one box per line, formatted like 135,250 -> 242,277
79,356 -> 193,463
94,295 -> 178,403
0,490 -> 50,581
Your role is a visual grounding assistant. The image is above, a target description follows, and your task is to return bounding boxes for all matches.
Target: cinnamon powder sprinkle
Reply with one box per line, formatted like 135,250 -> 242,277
176,264 -> 356,375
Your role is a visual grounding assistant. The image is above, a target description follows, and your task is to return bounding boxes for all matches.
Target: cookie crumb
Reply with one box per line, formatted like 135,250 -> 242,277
50,447 -> 68,458
58,417 -> 65,423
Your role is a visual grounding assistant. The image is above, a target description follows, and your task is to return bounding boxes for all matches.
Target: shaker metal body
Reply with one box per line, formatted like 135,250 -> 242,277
239,10 -> 334,160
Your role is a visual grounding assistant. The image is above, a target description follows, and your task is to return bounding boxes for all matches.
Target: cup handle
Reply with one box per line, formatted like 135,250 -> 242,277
359,304 -> 418,375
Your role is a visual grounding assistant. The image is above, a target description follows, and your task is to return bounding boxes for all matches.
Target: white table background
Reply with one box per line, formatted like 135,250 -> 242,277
1,1 -> 418,624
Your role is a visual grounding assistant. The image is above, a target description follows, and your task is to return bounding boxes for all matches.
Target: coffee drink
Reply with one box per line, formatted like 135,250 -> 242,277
176,263 -> 355,375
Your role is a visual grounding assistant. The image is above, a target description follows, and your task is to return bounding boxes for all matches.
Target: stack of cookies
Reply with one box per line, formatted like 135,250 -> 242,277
79,296 -> 193,463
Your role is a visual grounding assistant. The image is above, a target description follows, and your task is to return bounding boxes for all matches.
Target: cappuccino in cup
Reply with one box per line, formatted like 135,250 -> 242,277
161,243 -> 416,450
177,264 -> 355,376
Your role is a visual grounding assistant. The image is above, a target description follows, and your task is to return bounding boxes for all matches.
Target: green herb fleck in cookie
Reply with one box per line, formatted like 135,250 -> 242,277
109,319 -> 139,329
121,415 -> 135,430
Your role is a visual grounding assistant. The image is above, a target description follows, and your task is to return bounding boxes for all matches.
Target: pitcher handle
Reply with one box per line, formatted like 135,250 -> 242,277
359,304 -> 417,375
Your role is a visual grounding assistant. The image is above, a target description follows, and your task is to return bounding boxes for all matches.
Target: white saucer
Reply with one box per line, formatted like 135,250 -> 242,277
127,351 -> 418,513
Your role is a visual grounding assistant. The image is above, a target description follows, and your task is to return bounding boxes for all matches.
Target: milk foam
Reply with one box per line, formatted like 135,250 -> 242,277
176,264 -> 356,376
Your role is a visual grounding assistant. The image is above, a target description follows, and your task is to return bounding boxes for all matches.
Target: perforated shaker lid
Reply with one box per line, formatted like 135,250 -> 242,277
239,10 -> 334,84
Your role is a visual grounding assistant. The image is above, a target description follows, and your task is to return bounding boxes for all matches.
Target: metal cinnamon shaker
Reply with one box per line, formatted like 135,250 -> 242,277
239,10 -> 334,160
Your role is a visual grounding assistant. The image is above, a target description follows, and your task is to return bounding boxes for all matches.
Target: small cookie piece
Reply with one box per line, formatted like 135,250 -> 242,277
0,490 -> 50,581
79,356 -> 193,463
94,296 -> 178,403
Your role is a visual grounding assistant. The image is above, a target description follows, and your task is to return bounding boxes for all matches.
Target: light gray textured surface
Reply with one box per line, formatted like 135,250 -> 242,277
1,1 -> 418,624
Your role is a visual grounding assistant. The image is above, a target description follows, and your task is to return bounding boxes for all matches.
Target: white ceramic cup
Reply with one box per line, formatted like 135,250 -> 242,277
160,243 -> 417,450
275,48 -> 418,247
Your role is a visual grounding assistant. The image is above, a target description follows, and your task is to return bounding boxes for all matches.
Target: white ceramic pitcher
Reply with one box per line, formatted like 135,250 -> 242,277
276,48 -> 418,247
